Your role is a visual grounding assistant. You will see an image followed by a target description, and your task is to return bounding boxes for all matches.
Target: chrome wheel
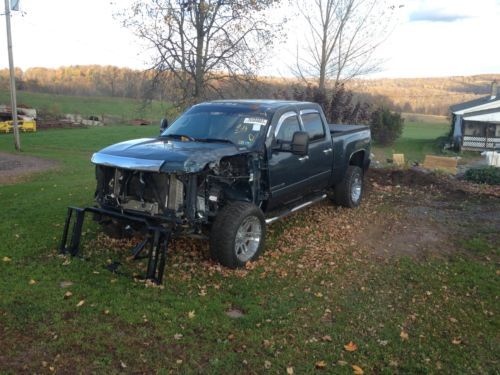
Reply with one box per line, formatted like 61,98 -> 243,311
351,175 -> 362,203
234,216 -> 262,262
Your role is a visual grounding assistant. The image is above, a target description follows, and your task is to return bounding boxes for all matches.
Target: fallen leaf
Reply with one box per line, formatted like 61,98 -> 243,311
176,359 -> 183,364
2,256 -> 11,262
286,366 -> 294,374
264,360 -> 271,369
228,333 -> 235,340
352,365 -> 364,374
59,281 -> 73,288
29,279 -> 37,285
225,308 -> 244,318
188,310 -> 195,319
63,291 -> 73,299
449,317 -> 458,323
400,331 -> 409,341
322,335 -> 332,342
451,338 -> 462,345
76,300 -> 85,307
338,360 -> 348,366
174,333 -> 183,340
315,360 -> 327,369
120,361 -> 127,368
104,309 -> 110,315
344,341 -> 358,352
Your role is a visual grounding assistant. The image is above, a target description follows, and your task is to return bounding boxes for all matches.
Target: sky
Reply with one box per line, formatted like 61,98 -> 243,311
0,0 -> 499,79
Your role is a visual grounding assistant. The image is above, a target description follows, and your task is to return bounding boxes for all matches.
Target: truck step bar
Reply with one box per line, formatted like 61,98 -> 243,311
265,194 -> 327,224
59,206 -> 171,284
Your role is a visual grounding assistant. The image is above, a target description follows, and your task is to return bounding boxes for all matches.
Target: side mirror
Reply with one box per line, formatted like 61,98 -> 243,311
291,131 -> 309,156
160,118 -> 169,133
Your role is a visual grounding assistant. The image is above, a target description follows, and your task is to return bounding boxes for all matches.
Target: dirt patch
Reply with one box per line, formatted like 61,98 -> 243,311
359,169 -> 500,259
0,151 -> 58,185
369,167 -> 500,198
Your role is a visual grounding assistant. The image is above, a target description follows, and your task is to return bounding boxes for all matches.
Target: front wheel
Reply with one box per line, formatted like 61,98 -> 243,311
333,165 -> 364,208
210,201 -> 266,268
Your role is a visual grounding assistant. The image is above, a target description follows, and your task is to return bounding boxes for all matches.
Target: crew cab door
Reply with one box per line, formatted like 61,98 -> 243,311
267,112 -> 310,209
300,110 -> 333,192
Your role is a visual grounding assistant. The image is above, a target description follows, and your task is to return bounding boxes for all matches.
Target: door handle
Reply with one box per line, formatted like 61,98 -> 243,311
298,155 -> 309,161
323,148 -> 333,154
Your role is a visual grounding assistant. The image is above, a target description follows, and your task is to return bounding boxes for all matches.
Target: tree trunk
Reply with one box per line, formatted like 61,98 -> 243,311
194,0 -> 206,101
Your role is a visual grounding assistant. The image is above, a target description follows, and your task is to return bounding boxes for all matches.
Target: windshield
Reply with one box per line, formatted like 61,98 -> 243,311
161,104 -> 270,148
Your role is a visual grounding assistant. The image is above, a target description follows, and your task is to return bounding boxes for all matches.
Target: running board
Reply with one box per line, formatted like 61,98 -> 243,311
265,194 -> 327,224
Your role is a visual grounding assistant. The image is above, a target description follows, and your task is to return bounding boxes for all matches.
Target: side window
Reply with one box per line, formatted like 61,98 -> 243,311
301,112 -> 325,141
276,115 -> 300,142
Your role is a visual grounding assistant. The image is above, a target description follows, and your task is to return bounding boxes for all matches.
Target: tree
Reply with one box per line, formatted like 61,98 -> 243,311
291,84 -> 373,125
370,107 -> 403,146
294,0 -> 398,90
119,0 -> 283,105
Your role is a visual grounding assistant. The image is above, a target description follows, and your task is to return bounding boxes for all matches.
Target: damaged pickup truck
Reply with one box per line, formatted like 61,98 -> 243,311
60,100 -> 370,283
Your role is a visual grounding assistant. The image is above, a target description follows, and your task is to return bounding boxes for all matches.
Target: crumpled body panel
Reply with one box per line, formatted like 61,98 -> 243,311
91,137 -> 248,173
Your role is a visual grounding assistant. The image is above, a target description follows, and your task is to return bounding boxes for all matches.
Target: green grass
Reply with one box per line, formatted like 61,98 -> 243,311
0,90 -> 171,121
0,126 -> 498,373
372,121 -> 451,163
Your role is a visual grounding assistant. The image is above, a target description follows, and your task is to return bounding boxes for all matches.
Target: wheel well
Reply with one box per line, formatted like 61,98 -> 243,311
349,151 -> 365,168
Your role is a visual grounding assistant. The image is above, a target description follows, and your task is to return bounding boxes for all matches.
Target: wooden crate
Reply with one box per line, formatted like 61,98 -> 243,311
422,155 -> 457,174
393,153 -> 405,166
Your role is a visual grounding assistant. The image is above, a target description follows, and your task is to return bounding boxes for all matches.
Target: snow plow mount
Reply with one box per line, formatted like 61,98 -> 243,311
59,206 -> 171,284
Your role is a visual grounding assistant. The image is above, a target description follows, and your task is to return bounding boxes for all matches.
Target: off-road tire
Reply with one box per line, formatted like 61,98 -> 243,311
210,201 -> 266,268
333,165 -> 364,208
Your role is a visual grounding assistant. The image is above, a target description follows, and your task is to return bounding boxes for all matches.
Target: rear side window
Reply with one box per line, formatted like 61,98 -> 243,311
301,112 -> 325,141
276,115 -> 301,142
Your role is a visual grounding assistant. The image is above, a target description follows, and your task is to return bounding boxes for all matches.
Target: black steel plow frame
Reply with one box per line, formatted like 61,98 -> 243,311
59,206 -> 171,284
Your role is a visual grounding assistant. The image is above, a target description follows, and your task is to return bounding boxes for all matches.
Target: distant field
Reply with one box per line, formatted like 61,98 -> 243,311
402,112 -> 449,124
0,90 -> 171,121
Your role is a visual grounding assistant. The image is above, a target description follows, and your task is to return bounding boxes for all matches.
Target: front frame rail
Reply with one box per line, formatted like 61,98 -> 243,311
59,206 -> 171,284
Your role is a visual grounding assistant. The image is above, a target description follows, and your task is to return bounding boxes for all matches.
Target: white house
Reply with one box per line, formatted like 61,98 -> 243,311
450,81 -> 500,151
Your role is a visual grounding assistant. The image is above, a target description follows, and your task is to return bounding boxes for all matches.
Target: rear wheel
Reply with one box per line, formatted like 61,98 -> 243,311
333,165 -> 364,208
210,201 -> 266,268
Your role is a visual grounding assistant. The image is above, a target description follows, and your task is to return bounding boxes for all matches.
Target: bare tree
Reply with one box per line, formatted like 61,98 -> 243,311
294,0 -> 398,90
119,0 -> 283,105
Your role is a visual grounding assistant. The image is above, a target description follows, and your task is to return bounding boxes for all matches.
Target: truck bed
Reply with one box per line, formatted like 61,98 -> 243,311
329,124 -> 369,136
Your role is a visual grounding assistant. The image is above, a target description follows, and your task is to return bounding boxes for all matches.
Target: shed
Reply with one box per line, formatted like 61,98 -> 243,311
450,81 -> 500,151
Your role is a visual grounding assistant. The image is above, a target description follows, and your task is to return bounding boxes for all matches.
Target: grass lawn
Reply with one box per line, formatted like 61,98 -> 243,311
372,121 -> 455,164
0,90 -> 171,121
0,125 -> 498,373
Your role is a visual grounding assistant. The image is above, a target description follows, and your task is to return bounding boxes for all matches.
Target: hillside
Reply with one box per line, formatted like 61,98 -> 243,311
350,74 -> 500,116
1,65 -> 499,117
0,90 -> 169,121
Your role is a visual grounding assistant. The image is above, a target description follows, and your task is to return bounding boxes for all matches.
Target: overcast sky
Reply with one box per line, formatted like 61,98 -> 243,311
1,0 -> 499,78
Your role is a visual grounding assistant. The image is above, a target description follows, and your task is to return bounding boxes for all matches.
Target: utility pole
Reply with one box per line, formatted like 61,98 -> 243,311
4,0 -> 21,151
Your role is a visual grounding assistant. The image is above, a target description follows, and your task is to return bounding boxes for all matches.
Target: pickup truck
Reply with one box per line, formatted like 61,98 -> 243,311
90,100 -> 371,268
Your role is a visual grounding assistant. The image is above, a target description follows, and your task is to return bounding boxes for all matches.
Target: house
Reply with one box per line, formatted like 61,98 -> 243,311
450,81 -> 500,151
